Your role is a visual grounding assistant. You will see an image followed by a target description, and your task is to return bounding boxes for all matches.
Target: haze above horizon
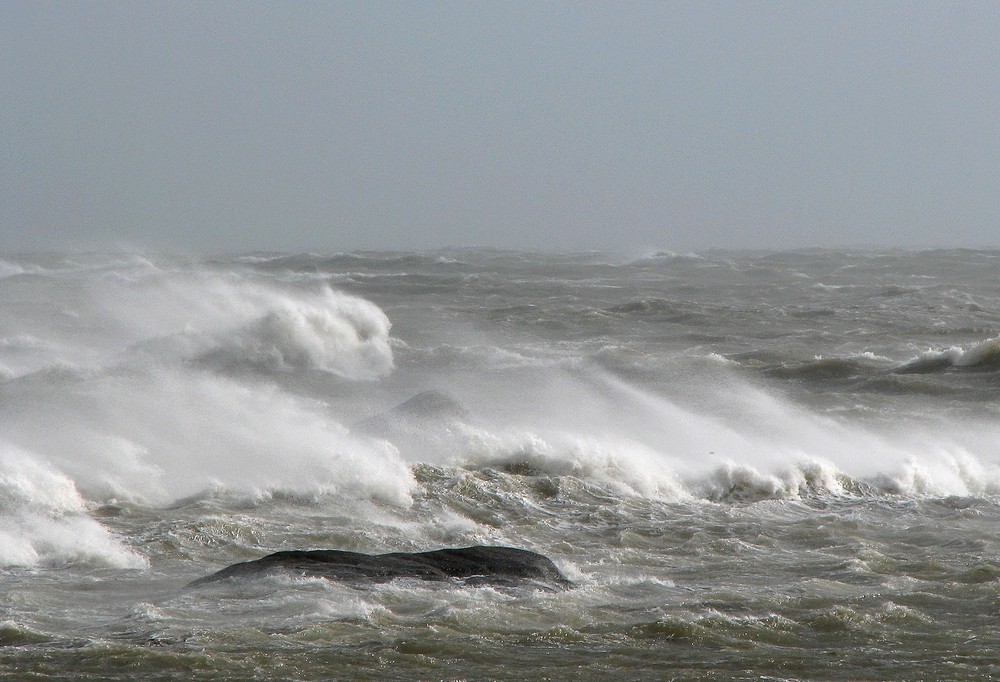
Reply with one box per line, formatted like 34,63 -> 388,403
2,2 -> 998,254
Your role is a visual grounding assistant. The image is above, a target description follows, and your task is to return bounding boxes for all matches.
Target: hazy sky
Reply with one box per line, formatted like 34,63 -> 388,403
2,1 -> 998,254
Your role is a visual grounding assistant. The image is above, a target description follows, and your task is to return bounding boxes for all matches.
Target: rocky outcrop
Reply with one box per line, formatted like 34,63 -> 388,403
189,545 -> 572,590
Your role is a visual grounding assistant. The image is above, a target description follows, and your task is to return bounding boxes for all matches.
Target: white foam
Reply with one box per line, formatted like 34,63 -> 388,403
4,368 -> 416,508
954,336 -> 1000,368
0,259 -> 395,381
0,335 -> 66,379
0,443 -> 147,568
899,335 -> 1000,372
0,260 -> 25,279
0,259 -> 412,523
631,251 -> 708,266
457,425 -> 690,499
207,287 -> 394,378
705,352 -> 739,366
441,370 -> 1000,502
0,258 -> 47,279
701,459 -> 846,501
103,273 -> 396,379
4,253 -> 1000,523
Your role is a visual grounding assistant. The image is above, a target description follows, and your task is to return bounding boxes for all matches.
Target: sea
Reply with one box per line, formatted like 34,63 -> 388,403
2,248 -> 999,681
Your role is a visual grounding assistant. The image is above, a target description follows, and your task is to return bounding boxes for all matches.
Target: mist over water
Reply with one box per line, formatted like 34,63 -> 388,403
2,250 -> 1000,680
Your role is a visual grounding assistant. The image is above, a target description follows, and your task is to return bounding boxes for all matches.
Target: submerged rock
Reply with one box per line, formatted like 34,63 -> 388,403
354,389 -> 470,435
188,545 -> 572,590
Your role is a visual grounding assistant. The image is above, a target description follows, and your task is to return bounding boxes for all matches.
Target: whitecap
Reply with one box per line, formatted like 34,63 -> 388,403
0,442 -> 147,569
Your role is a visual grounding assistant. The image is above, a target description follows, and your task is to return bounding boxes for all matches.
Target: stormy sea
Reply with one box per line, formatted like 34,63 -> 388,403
2,248 -> 999,681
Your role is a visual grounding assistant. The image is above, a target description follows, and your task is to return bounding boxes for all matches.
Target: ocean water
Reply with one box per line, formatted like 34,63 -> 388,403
1,249 -> 999,680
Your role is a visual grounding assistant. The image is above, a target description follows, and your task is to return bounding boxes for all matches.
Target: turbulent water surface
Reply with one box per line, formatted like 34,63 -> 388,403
2,249 -> 1000,680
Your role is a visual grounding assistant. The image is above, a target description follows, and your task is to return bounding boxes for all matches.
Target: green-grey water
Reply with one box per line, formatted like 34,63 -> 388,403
2,249 -> 1000,680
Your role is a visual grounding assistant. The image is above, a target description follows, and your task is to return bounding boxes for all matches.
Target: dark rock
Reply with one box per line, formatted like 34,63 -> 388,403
354,389 -> 469,435
188,545 -> 571,590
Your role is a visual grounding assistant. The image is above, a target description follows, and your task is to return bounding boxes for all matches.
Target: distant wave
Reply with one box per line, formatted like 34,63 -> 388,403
763,357 -> 884,381
4,249 -> 1000,576
631,251 -> 709,267
0,259 -> 25,279
721,339 -> 1000,388
236,252 -> 468,273
197,286 -> 394,378
0,258 -> 45,279
895,336 -> 1000,374
605,298 -> 711,324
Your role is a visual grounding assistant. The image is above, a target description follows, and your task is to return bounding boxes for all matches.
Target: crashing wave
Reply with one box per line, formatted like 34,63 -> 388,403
200,287 -> 394,378
699,460 -> 848,502
455,427 -> 690,500
0,442 -> 147,569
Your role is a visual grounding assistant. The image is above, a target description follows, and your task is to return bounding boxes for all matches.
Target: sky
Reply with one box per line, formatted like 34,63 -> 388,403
2,1 -> 998,254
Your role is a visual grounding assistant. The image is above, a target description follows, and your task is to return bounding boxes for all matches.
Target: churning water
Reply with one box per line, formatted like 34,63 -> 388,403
2,249 -> 1000,680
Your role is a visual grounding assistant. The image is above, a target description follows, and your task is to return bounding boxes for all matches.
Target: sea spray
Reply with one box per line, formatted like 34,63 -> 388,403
201,286 -> 394,377
2,367 -> 415,507
106,273 -> 396,379
0,442 -> 147,568
1,250 -> 1000,681
0,260 -> 408,510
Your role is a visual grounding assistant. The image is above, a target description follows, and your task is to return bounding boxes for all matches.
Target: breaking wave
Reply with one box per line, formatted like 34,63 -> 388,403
0,258 -> 414,568
895,336 -> 1000,374
198,287 -> 394,378
4,251 -> 1000,574
0,442 -> 147,568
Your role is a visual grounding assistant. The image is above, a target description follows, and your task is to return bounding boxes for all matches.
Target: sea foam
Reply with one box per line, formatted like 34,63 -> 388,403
0,262 -> 411,518
0,442 -> 147,568
896,336 -> 1000,373
108,274 -> 395,379
440,371 -> 1000,503
3,368 -> 416,508
200,286 -> 394,378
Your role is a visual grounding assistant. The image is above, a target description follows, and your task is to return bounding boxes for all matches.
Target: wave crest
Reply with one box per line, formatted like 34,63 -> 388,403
0,443 -> 147,569
456,427 -> 689,499
895,336 -> 1000,374
203,287 -> 394,378
700,460 -> 847,502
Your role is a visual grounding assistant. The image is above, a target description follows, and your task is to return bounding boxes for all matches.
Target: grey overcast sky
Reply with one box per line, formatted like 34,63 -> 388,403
2,1 -> 998,254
